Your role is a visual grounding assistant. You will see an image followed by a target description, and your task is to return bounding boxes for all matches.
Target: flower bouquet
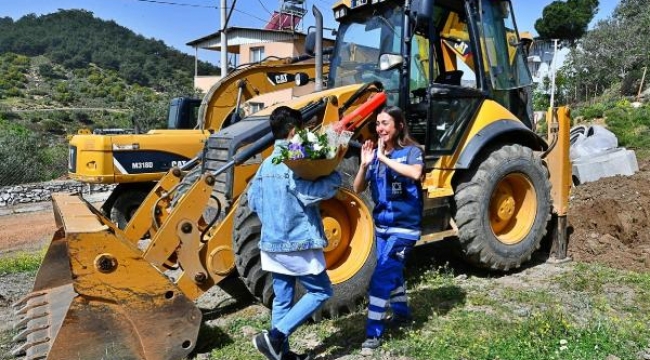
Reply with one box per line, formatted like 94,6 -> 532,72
272,125 -> 353,180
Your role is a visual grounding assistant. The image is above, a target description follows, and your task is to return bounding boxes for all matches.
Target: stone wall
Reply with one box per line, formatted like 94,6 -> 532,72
0,180 -> 114,207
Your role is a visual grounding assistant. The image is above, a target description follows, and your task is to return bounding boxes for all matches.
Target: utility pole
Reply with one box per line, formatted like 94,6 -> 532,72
220,0 -> 228,78
637,66 -> 647,102
549,39 -> 558,109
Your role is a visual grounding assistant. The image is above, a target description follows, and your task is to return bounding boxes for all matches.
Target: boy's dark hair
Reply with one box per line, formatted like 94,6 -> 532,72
270,106 -> 303,139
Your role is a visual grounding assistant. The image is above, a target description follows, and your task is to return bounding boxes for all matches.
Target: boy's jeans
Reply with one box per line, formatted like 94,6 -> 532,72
271,271 -> 333,336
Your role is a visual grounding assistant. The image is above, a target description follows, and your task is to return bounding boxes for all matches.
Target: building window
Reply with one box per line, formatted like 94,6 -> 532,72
246,101 -> 265,114
250,47 -> 265,62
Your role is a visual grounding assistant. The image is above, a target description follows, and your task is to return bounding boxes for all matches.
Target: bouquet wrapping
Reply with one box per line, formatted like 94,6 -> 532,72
272,125 -> 353,180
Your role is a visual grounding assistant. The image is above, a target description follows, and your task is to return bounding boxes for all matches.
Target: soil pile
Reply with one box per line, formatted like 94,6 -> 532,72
568,158 -> 650,272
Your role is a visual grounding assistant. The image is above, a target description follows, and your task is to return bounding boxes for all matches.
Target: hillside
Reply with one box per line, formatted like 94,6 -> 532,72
0,10 -> 219,186
0,9 -> 218,89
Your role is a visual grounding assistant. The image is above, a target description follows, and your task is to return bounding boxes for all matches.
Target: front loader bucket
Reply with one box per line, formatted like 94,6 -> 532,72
12,193 -> 202,360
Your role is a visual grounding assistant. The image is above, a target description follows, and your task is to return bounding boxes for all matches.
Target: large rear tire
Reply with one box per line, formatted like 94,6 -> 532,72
110,190 -> 149,229
454,144 -> 551,271
233,185 -> 375,318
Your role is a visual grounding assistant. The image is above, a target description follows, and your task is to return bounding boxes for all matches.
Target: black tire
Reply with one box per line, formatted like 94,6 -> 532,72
233,171 -> 376,318
172,164 -> 224,224
337,152 -> 373,208
453,144 -> 551,271
110,190 -> 149,229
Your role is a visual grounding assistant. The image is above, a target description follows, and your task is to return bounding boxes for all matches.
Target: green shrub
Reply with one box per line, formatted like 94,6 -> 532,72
27,89 -> 49,96
605,106 -> 650,148
3,87 -> 24,97
0,120 -> 68,185
533,91 -> 550,111
39,119 -> 65,134
0,251 -> 43,275
581,103 -> 607,120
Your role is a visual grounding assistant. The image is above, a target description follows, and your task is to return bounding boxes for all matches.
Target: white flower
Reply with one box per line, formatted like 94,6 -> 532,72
306,131 -> 318,143
326,146 -> 338,159
312,143 -> 323,152
290,133 -> 302,144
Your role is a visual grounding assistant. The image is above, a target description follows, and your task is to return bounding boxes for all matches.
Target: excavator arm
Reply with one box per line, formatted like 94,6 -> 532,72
199,56 -> 330,131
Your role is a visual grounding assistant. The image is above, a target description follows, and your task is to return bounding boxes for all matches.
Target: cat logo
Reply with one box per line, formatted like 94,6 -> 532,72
171,160 -> 188,168
453,41 -> 469,56
275,73 -> 288,84
443,39 -> 470,57
267,72 -> 295,86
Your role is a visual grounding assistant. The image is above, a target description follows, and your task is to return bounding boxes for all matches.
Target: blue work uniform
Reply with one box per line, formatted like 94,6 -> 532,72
365,145 -> 423,338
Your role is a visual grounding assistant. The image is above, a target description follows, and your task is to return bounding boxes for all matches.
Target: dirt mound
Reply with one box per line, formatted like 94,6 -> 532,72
568,158 -> 650,272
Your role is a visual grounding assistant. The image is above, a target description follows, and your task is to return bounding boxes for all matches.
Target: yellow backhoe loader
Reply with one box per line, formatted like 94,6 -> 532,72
69,56 -> 329,228
12,1 -> 572,359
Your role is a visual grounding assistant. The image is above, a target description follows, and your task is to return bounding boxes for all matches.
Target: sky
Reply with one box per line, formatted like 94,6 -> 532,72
1,0 -> 621,66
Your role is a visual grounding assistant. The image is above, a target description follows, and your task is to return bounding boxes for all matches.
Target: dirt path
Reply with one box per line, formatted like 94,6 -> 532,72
0,211 -> 56,255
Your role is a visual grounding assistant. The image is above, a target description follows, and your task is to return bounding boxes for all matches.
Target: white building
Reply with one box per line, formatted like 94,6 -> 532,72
527,39 -> 570,87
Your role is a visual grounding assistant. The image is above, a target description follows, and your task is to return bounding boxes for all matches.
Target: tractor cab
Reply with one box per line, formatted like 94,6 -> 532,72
330,0 -> 534,156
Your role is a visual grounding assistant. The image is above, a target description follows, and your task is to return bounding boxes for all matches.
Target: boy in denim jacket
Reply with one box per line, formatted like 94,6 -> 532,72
248,106 -> 342,360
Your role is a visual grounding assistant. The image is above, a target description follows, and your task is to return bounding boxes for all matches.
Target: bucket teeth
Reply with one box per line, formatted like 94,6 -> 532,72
14,309 -> 48,330
11,285 -> 74,360
25,342 -> 50,360
13,293 -> 48,316
12,315 -> 49,342
11,291 -> 45,310
11,333 -> 50,357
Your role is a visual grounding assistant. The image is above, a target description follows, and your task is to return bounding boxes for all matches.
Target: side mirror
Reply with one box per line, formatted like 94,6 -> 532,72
295,72 -> 310,86
305,32 -> 316,56
379,53 -> 403,71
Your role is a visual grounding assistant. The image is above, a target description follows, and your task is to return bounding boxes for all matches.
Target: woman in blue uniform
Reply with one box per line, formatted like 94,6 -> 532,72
353,106 -> 424,354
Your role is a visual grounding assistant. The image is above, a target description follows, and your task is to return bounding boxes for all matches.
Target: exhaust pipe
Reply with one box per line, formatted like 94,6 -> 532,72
313,5 -> 323,92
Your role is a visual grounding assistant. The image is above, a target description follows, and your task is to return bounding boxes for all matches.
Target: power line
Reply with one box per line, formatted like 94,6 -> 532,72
233,8 -> 268,24
256,0 -> 273,16
126,0 -> 268,24
132,0 -> 217,8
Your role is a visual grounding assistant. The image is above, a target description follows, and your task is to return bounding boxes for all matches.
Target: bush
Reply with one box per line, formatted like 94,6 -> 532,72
0,110 -> 22,120
0,120 -> 69,185
3,87 -> 24,97
605,106 -> 650,149
27,89 -> 49,96
581,103 -> 607,120
533,91 -> 550,111
39,119 -> 65,134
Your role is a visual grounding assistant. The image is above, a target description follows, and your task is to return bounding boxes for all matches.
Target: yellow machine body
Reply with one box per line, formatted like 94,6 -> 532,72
15,1 -> 574,359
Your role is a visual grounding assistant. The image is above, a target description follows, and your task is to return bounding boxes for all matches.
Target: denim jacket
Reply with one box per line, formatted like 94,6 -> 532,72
248,140 -> 342,252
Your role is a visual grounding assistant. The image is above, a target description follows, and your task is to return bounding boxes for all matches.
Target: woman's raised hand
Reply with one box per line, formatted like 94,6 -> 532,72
360,140 -> 375,168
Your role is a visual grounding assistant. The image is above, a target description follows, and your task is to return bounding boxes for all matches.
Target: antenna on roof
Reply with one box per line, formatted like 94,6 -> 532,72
265,0 -> 306,32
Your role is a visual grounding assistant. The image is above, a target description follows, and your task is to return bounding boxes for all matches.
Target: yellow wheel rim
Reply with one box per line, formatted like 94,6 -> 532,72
321,189 -> 374,284
489,173 -> 536,244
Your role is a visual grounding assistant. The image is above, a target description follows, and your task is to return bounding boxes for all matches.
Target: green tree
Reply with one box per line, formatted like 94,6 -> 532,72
0,120 -> 67,185
534,0 -> 599,46
564,0 -> 650,98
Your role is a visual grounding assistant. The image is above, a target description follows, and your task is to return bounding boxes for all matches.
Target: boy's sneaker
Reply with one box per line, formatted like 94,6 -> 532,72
282,350 -> 314,360
360,337 -> 381,356
252,330 -> 284,360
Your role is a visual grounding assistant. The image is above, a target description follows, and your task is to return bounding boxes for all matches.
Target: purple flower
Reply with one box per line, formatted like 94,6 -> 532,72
288,143 -> 305,159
